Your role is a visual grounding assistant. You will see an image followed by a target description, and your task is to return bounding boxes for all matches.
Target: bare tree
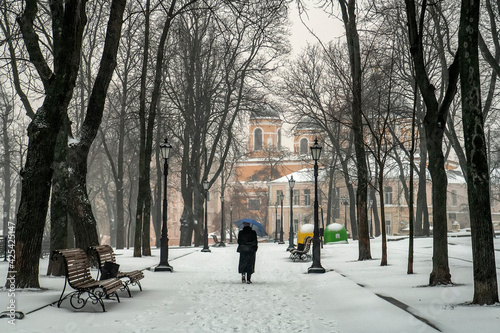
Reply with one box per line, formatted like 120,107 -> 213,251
337,0 -> 371,260
280,43 -> 359,239
458,0 -> 499,305
404,0 -> 460,286
133,0 -> 200,257
0,91 -> 13,240
11,0 -> 88,288
165,0 -> 289,246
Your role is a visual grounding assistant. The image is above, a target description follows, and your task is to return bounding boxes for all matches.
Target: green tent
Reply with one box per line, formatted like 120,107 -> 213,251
324,223 -> 348,244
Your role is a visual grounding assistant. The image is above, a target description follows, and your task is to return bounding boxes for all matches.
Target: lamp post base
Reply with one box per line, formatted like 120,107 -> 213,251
218,242 -> 226,247
278,241 -> 285,244
287,244 -> 295,251
154,263 -> 173,272
201,247 -> 211,252
308,266 -> 326,274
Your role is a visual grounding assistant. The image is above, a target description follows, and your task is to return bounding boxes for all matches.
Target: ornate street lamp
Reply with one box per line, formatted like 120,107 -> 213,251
201,180 -> 211,252
369,199 -> 374,238
342,195 -> 348,232
288,176 -> 296,250
229,204 -> 233,244
220,194 -> 225,246
279,193 -> 285,244
155,138 -> 173,272
308,138 -> 325,273
274,202 -> 278,242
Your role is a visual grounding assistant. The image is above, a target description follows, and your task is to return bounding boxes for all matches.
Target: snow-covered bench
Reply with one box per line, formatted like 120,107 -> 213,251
289,236 -> 313,262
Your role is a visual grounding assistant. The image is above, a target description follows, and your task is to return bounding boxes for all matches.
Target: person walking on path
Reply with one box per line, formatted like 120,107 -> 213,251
237,222 -> 258,284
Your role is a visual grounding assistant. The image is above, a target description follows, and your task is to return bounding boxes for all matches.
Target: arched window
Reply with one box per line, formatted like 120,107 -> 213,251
254,128 -> 263,151
300,138 -> 308,155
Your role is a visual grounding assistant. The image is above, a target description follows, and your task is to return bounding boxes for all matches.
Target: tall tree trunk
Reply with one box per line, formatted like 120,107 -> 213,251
179,127 -> 194,246
180,144 -> 195,246
142,189 -> 152,256
11,0 -> 88,289
116,154 -> 125,249
153,124 -> 162,247
459,0 -> 499,305
408,83 -> 418,275
134,0 -> 151,257
2,105 -> 11,240
339,0 -> 371,260
405,0 -> 460,285
67,146 -> 100,250
378,167 -> 387,266
68,0 -> 126,252
194,186 -> 205,246
326,164 -> 335,225
47,118 -> 70,276
416,132 -> 428,236
371,191 -> 380,237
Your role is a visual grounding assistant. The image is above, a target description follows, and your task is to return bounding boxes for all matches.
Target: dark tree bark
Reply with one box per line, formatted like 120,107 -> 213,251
404,0 -> 460,286
339,0 -> 371,260
47,117 -> 70,276
11,0 -> 88,288
370,191 -> 380,237
1,104 -> 12,240
416,129 -> 429,236
67,0 -> 126,252
458,0 -> 499,305
179,132 -> 195,246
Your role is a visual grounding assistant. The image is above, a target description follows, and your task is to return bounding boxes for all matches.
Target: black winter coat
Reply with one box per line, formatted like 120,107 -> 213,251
237,226 -> 258,274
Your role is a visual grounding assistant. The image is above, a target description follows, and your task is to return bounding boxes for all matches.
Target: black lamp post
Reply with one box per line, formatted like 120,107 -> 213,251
342,195 -> 348,232
279,193 -> 285,244
154,138 -> 173,272
308,138 -> 325,273
201,180 -> 211,252
274,202 -> 278,242
229,204 -> 233,244
369,199 -> 374,238
220,194 -> 225,246
288,176 -> 296,250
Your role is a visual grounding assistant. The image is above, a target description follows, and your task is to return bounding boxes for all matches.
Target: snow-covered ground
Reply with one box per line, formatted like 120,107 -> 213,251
1,235 -> 499,332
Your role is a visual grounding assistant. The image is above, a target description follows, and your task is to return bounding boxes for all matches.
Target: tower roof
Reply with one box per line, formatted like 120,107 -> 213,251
295,120 -> 322,131
250,104 -> 280,120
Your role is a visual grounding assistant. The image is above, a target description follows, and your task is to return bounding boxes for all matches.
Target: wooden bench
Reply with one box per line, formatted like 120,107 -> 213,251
52,248 -> 123,312
289,236 -> 313,262
89,245 -> 144,297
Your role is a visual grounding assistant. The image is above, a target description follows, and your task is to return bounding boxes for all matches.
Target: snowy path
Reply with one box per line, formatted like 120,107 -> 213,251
116,246 -> 339,332
1,237 -> 499,332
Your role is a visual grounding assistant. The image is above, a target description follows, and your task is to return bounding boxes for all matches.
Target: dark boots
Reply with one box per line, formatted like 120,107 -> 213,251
241,273 -> 252,284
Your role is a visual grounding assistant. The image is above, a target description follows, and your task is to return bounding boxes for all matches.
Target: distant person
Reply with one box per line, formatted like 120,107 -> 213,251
237,222 -> 258,284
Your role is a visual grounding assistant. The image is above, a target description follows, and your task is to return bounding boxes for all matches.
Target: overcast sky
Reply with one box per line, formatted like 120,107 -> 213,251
288,2 -> 345,54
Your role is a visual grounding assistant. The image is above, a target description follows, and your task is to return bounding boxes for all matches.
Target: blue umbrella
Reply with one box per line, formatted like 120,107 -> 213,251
234,219 -> 268,237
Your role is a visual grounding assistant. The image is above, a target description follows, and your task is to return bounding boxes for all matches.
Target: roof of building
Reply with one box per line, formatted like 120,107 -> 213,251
249,104 -> 280,120
270,168 -> 327,183
295,120 -> 322,131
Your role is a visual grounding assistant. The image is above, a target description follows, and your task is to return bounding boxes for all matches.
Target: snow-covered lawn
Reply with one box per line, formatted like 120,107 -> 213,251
1,235 -> 499,332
